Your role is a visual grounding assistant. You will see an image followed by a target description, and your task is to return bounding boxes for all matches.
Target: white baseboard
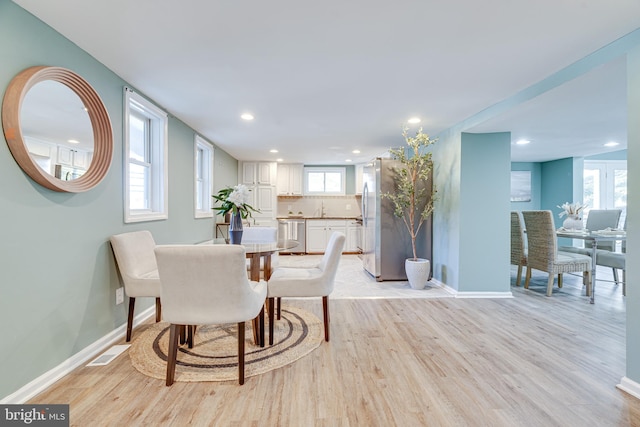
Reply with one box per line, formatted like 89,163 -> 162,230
1,306 -> 155,404
431,279 -> 513,298
617,376 -> 640,400
454,291 -> 514,298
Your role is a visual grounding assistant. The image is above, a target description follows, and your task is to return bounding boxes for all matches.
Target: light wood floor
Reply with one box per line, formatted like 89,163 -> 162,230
31,267 -> 640,426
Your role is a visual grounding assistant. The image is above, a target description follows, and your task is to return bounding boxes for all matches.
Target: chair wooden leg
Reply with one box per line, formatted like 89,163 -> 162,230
155,298 -> 162,322
259,306 -> 265,347
585,271 -> 592,296
516,265 -> 523,287
524,268 -> 532,289
322,296 -> 330,342
613,268 -> 620,285
277,297 -> 282,320
268,297 -> 275,346
126,297 -> 136,342
557,274 -> 563,288
179,325 -> 186,345
166,324 -> 180,386
238,322 -> 245,385
546,274 -> 555,297
187,325 -> 194,349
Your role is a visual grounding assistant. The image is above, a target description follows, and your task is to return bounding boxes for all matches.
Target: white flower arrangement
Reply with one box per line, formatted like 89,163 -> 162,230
212,184 -> 259,218
557,202 -> 587,218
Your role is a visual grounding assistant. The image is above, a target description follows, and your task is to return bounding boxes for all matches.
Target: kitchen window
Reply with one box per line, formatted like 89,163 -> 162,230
303,167 -> 345,195
194,135 -> 214,218
124,88 -> 168,223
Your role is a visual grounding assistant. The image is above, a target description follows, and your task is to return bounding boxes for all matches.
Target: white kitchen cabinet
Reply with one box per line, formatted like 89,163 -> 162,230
276,163 -> 303,195
306,219 -> 346,253
355,164 -> 364,195
241,161 -> 277,186
239,161 -> 277,220
57,146 -> 91,169
346,220 -> 362,253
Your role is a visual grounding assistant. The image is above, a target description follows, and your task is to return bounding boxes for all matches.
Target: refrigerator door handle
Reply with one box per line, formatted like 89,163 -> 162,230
362,182 -> 368,227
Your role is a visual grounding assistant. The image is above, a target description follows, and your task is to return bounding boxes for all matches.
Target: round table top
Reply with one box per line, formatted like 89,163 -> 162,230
210,238 -> 299,254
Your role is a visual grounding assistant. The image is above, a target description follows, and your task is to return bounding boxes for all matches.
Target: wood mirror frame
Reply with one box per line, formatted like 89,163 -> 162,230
2,66 -> 113,192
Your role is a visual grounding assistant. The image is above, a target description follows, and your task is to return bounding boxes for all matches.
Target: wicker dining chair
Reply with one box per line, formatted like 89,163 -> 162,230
510,211 -> 528,287
522,210 -> 592,297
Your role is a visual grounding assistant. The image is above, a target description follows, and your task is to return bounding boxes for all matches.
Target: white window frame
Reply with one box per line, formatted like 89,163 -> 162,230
303,167 -> 346,195
123,88 -> 168,223
194,135 -> 214,218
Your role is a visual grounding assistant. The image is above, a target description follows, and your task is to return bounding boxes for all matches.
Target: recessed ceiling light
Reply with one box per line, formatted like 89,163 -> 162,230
345,159 -> 352,162
270,149 -> 279,153
241,113 -> 254,121
67,139 -> 80,144
604,141 -> 619,147
352,149 -> 360,154
276,158 -> 284,162
515,139 -> 531,145
407,117 -> 421,124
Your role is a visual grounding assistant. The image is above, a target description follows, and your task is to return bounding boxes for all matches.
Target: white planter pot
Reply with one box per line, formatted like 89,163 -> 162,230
405,258 -> 430,290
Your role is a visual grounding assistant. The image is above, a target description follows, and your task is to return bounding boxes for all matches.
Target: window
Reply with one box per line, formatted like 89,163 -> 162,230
124,88 -> 168,223
194,136 -> 214,218
583,160 -> 627,224
303,167 -> 345,195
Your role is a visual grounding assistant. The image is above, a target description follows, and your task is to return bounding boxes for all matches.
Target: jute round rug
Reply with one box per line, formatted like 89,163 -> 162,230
129,306 -> 323,382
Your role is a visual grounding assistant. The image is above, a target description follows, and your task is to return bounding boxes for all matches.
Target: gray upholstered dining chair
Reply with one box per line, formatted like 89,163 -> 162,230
154,244 -> 267,386
266,232 -> 345,344
595,250 -> 626,295
110,230 -> 162,342
510,211 -> 528,287
522,211 -> 592,297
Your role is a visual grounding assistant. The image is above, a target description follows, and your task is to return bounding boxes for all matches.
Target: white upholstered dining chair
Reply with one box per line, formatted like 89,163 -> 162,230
522,211 -> 592,297
154,244 -> 267,386
510,211 -> 528,287
110,230 -> 161,342
266,232 -> 345,345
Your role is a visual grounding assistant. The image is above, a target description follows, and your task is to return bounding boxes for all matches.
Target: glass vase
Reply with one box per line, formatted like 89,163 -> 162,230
229,212 -> 243,244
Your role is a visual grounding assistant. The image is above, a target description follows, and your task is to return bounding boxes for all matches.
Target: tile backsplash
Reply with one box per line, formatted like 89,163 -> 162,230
277,195 -> 362,218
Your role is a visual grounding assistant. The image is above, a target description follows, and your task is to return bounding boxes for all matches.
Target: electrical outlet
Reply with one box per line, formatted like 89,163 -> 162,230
288,205 -> 292,211
346,204 -> 351,210
115,287 -> 124,305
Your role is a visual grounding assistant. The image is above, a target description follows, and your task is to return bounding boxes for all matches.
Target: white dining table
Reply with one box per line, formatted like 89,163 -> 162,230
556,229 -> 626,304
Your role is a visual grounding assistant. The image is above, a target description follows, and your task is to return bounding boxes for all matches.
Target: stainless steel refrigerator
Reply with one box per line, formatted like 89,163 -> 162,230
361,158 -> 432,281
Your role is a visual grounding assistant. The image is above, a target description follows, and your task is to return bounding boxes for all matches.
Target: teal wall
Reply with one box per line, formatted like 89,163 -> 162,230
0,1 -> 238,399
510,162 -> 542,211
540,158 -> 583,228
459,132 -> 511,292
625,45 -> 640,386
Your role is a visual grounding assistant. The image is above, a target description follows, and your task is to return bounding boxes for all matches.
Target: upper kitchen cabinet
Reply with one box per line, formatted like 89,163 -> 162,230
277,163 -> 303,196
355,164 -> 364,195
239,161 -> 277,220
241,161 -> 277,186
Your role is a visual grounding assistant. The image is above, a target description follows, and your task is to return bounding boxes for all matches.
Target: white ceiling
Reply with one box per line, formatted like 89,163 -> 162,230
12,0 -> 640,164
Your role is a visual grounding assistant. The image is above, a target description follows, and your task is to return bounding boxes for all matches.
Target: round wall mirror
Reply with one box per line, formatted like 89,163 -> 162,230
2,66 -> 113,192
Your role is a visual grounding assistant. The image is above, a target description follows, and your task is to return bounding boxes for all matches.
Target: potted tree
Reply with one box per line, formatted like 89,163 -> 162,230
383,126 -> 437,289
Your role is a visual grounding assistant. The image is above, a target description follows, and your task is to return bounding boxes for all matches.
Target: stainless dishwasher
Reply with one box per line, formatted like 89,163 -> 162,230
278,219 -> 306,253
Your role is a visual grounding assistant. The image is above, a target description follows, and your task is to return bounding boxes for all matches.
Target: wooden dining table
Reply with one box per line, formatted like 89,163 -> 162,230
556,229 -> 626,304
211,238 -> 298,346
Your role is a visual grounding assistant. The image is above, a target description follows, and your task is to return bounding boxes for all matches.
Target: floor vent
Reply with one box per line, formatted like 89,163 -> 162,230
86,344 -> 130,366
